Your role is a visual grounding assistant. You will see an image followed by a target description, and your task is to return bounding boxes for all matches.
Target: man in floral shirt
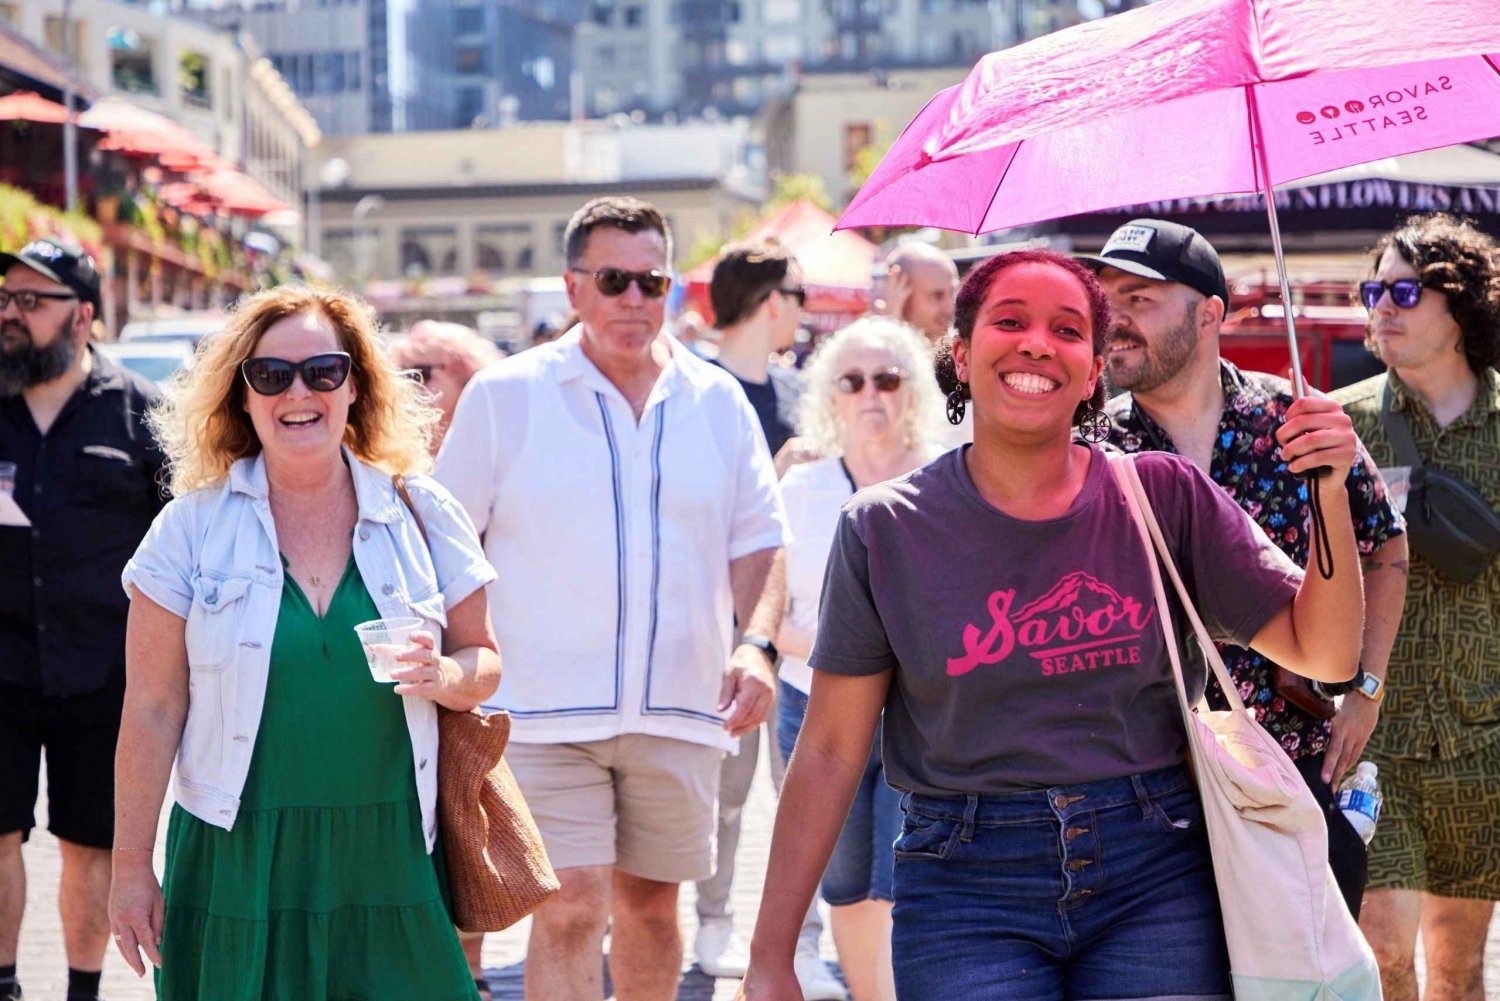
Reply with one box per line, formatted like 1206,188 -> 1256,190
1083,220 -> 1407,919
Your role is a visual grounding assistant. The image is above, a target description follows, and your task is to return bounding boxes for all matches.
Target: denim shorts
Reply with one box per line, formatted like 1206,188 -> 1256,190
891,763 -> 1231,1000
777,680 -> 900,904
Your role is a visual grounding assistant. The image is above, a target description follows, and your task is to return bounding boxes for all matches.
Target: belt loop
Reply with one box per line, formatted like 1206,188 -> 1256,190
959,793 -> 979,842
899,790 -> 912,813
1130,773 -> 1152,819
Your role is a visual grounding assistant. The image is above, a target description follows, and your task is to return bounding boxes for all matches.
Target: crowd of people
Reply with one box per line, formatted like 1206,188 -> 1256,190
0,196 -> 1496,1001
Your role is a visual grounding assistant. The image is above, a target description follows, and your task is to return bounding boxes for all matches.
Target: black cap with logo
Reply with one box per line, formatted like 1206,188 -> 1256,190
0,238 -> 102,314
1078,219 -> 1229,311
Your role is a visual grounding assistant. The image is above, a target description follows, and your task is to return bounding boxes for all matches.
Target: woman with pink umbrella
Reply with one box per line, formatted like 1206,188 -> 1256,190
741,249 -> 1366,998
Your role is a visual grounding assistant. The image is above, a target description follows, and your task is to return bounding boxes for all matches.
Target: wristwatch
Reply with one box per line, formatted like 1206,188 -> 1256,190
1354,671 -> 1386,705
739,634 -> 779,665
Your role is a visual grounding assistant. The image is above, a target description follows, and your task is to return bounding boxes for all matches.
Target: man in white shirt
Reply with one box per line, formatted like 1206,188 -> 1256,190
435,196 -> 789,1001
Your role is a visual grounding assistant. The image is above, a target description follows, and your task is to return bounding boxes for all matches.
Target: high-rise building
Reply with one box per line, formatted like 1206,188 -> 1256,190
179,0 -> 459,135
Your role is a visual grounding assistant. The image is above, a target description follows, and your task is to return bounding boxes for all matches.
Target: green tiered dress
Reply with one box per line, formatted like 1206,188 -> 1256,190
156,556 -> 479,1001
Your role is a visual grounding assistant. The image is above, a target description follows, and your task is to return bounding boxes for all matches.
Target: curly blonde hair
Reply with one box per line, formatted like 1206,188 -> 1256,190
151,285 -> 440,495
794,316 -> 945,458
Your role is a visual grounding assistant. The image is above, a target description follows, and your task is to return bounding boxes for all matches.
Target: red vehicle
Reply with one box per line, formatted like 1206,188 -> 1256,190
1220,278 -> 1385,393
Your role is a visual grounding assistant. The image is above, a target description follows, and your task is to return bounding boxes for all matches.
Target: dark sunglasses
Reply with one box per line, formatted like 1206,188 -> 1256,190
569,267 -> 671,298
1359,279 -> 1423,310
835,368 -> 905,394
241,352 -> 353,396
0,289 -> 77,312
777,285 -> 807,307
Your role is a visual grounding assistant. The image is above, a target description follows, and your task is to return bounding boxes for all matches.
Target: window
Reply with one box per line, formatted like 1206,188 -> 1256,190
107,28 -> 157,95
591,1 -> 613,24
597,45 -> 617,67
843,121 -> 872,172
347,51 -> 363,90
623,5 -> 643,25
457,85 -> 484,122
455,5 -> 484,32
727,40 -> 750,65
764,0 -> 799,20
400,227 -> 459,277
456,45 -> 486,72
763,34 -> 801,61
475,224 -> 534,275
179,50 -> 211,107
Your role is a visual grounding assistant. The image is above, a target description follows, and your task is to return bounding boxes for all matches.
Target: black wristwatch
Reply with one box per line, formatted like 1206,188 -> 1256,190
739,634 -> 779,665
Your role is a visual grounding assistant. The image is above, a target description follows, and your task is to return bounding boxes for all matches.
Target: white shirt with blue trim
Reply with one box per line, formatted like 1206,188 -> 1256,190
436,328 -> 790,752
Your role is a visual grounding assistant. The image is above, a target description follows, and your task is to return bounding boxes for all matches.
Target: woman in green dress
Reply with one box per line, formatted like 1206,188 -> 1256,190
107,286 -> 502,1001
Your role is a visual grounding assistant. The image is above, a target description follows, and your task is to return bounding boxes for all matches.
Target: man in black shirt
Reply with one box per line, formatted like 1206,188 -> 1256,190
708,241 -> 806,456
0,239 -> 166,1001
695,242 -> 843,999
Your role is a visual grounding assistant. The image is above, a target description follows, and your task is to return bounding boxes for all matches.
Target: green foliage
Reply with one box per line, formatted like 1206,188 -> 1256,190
847,126 -> 894,198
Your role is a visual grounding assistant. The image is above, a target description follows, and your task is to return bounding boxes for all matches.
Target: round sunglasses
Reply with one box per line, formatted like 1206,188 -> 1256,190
1359,279 -> 1423,310
569,267 -> 672,298
241,352 -> 353,396
835,368 -> 906,394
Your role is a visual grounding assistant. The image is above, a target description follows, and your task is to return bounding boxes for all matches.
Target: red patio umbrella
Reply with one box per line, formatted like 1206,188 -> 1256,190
0,91 -> 85,126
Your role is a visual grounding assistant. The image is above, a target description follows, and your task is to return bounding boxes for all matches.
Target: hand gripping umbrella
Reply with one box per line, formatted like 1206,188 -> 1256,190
838,0 -> 1500,398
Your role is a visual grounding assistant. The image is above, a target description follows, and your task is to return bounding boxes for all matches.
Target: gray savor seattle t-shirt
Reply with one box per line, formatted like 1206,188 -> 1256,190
808,444 -> 1302,796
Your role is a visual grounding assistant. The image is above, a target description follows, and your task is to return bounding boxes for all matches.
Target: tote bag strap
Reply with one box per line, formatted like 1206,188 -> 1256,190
1107,454 -> 1247,716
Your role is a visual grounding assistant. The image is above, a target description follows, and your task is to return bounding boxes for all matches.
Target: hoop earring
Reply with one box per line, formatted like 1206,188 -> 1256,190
1076,404 -> 1111,444
946,383 -> 968,426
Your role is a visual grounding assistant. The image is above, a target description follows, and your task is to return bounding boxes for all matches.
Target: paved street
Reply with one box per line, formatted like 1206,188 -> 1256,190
16,741 -> 829,1001
15,741 -> 1500,1000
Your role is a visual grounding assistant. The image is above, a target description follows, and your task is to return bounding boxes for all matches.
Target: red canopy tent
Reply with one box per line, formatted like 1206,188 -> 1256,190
685,199 -> 878,333
0,91 -> 89,126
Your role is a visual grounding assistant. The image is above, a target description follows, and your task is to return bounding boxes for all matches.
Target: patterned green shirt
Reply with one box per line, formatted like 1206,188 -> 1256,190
1333,367 -> 1500,761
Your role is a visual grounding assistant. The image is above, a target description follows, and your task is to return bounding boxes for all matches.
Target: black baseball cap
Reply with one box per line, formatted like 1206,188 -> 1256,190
1078,219 -> 1229,311
0,238 -> 102,314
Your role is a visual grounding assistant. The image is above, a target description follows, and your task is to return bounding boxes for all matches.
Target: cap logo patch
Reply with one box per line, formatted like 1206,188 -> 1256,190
1103,225 -> 1156,256
25,240 -> 65,261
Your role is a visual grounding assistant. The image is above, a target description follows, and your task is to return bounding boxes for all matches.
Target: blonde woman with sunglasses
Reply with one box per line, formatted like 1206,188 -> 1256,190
773,317 -> 944,1001
107,286 -> 500,1001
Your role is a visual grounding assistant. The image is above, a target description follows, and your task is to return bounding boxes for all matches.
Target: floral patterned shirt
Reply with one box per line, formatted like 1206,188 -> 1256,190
1107,361 -> 1406,761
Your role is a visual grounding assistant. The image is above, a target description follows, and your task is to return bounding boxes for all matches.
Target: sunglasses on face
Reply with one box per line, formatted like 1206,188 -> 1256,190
767,285 -> 807,308
1360,279 -> 1423,310
0,290 -> 77,312
835,368 -> 905,394
241,352 -> 353,396
569,267 -> 672,298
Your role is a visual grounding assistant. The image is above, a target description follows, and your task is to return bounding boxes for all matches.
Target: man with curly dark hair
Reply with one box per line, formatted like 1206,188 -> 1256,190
1332,213 -> 1500,1001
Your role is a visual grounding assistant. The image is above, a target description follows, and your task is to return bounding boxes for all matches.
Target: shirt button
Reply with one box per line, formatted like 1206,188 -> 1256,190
33,483 -> 42,495
36,622 -> 46,632
419,758 -> 428,770
30,528 -> 39,540
32,576 -> 42,587
358,528 -> 370,541
382,583 -> 395,596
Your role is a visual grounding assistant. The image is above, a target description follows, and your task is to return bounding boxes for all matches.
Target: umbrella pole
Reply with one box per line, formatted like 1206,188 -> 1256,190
1246,89 -> 1309,399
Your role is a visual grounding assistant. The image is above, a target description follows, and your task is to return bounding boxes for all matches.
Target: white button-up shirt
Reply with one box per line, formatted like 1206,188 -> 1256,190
436,329 -> 789,751
121,449 -> 496,850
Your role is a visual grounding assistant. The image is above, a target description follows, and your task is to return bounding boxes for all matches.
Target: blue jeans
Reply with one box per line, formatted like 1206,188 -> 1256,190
777,680 -> 900,904
891,764 -> 1231,1000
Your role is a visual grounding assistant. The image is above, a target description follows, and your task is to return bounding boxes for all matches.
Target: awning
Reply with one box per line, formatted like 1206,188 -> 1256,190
0,90 -> 88,126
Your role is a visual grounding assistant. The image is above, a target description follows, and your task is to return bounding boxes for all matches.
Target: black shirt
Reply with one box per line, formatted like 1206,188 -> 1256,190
713,360 -> 804,456
0,347 -> 167,696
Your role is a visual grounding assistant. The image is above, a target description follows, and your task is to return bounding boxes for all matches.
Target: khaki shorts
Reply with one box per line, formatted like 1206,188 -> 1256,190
1366,739 -> 1500,900
507,734 -> 724,883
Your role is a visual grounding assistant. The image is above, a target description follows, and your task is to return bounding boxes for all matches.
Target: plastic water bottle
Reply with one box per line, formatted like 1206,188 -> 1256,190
1337,762 -> 1383,844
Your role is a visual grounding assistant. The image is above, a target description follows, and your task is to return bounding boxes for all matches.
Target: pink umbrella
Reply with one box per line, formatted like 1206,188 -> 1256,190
839,0 -> 1500,395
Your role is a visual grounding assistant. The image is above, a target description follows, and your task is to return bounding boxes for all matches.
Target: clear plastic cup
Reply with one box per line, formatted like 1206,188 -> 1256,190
0,462 -> 15,498
353,617 -> 424,683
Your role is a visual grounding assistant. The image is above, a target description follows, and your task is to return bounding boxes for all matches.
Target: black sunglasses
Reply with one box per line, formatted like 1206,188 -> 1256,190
0,290 -> 77,312
775,285 -> 807,307
835,368 -> 905,394
569,267 -> 671,298
1359,279 -> 1423,310
241,352 -> 353,396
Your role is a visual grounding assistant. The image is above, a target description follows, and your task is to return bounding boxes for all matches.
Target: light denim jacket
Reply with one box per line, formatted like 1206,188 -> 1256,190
121,447 -> 496,851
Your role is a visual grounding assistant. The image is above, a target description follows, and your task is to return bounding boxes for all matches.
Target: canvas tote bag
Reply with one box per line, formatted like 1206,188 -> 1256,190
1110,454 -> 1381,1001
